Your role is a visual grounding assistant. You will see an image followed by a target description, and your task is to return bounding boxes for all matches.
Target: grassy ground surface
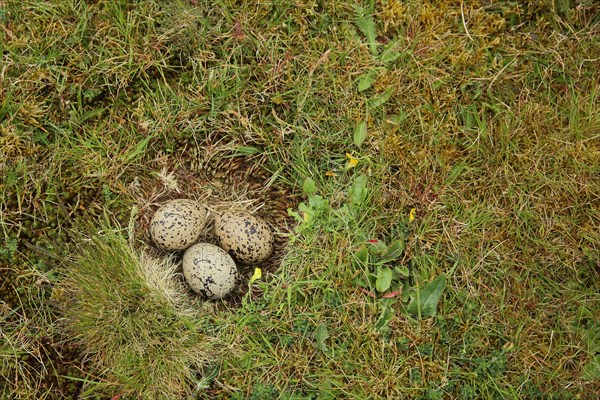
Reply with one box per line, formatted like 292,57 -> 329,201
1,0 -> 599,398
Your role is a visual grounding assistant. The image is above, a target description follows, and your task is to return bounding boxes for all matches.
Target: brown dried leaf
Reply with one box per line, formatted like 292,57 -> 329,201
233,19 -> 245,41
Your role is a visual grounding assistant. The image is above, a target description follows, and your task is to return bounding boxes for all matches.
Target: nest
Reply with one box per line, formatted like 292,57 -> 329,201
130,146 -> 297,307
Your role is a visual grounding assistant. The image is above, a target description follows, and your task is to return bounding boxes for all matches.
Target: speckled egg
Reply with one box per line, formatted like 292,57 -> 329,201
182,243 -> 238,299
150,199 -> 207,251
214,211 -> 274,264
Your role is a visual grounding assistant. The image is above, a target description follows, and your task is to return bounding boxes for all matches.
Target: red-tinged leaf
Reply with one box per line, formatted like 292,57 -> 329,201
382,290 -> 401,298
367,239 -> 378,243
233,19 -> 245,41
111,395 -> 122,400
361,288 -> 376,298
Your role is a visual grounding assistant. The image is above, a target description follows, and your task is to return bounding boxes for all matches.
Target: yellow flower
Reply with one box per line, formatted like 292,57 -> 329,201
249,268 -> 262,285
345,153 -> 359,169
409,208 -> 416,223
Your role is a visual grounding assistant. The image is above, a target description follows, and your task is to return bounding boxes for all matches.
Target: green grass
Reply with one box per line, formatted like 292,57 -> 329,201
1,0 -> 599,398
54,227 -> 220,399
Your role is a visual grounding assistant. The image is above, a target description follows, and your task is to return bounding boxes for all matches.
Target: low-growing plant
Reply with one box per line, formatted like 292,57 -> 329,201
353,237 -> 446,329
55,226 -> 221,399
291,173 -> 447,333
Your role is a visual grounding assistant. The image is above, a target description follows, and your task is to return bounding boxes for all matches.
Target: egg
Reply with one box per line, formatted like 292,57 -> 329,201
182,243 -> 238,299
214,211 -> 274,264
150,199 -> 207,251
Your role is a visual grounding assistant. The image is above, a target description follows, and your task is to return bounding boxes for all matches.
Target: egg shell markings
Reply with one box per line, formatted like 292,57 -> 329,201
215,212 -> 274,264
182,243 -> 238,299
150,199 -> 207,251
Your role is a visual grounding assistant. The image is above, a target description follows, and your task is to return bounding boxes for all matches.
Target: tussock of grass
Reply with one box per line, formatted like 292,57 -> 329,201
56,228 -> 221,399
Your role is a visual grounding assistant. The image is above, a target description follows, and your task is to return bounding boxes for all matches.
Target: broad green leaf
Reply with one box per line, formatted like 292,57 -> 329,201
357,72 -> 377,92
374,299 -> 395,332
298,202 -> 311,213
380,40 -> 402,64
303,177 -> 317,196
354,121 -> 367,148
354,245 -> 369,268
407,274 -> 446,318
314,323 -> 329,352
367,240 -> 387,255
298,202 -> 315,223
376,266 -> 393,293
369,87 -> 394,108
581,322 -> 600,353
366,272 -> 377,288
378,239 -> 405,263
381,50 -> 401,64
583,355 -> 600,381
350,175 -> 369,206
308,194 -> 324,209
395,265 -> 410,279
402,286 -> 413,303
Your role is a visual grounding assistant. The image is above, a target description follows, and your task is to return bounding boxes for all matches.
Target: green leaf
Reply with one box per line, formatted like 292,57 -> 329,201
357,71 -> 377,92
395,265 -> 410,279
314,323 -> 329,352
354,121 -> 368,148
226,146 -> 262,157
353,4 -> 377,55
76,107 -> 105,124
367,240 -> 387,255
386,112 -> 408,125
378,239 -> 405,263
402,286 -> 413,303
369,87 -> 394,108
350,175 -> 369,206
308,194 -> 324,210
376,266 -> 393,293
298,202 -> 311,213
354,245 -> 369,268
303,177 -> 317,196
407,274 -> 446,318
287,207 -> 302,222
366,272 -> 377,288
380,40 -> 402,64
583,355 -> 600,381
374,299 -> 395,332
581,323 -> 600,353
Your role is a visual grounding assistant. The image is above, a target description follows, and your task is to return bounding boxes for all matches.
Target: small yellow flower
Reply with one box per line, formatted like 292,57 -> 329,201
345,153 -> 359,169
325,170 -> 338,177
249,268 -> 262,285
409,208 -> 416,223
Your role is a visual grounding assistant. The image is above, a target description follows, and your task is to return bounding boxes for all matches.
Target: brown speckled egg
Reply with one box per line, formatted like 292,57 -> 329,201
182,243 -> 238,299
214,211 -> 274,264
150,199 -> 207,251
